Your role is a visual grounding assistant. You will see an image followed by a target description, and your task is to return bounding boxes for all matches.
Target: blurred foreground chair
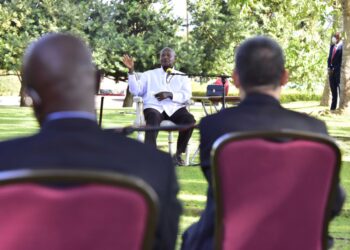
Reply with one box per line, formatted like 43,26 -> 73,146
133,96 -> 191,165
0,169 -> 158,250
211,131 -> 341,250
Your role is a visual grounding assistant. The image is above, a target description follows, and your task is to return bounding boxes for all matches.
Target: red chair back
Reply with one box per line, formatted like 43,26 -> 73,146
0,170 -> 158,250
211,131 -> 341,250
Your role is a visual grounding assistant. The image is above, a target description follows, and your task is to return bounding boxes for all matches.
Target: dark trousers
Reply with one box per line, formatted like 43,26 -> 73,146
144,107 -> 196,154
329,71 -> 340,110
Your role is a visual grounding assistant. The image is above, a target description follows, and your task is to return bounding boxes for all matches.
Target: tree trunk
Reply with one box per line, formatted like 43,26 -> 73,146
339,0 -> 350,112
17,73 -> 31,107
122,86 -> 134,107
19,83 -> 26,107
320,77 -> 331,106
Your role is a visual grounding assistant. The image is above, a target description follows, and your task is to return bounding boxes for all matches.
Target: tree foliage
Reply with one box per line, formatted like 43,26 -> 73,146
0,0 -> 344,96
0,0 -> 182,106
0,0 -> 87,72
85,0 -> 182,79
188,0 -> 341,91
0,0 -> 182,76
339,0 -> 350,112
0,0 -> 87,105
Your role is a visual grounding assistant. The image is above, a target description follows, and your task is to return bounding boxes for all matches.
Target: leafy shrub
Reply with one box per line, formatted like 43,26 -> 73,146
0,75 -> 20,96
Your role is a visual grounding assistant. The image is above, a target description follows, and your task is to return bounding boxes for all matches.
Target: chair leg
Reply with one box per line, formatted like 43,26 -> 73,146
168,131 -> 174,155
190,146 -> 200,165
185,144 -> 190,166
137,132 -> 144,142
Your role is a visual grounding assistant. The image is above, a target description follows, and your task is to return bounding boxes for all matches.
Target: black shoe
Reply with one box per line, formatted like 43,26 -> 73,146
173,154 -> 185,166
327,235 -> 334,249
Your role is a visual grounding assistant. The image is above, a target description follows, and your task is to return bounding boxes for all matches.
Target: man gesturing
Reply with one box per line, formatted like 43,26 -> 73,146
123,48 -> 195,165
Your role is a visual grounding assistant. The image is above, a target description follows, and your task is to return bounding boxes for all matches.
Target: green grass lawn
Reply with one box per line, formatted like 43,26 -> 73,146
0,102 -> 349,249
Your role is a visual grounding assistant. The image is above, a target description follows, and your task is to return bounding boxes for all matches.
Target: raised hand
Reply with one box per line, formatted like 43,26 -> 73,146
122,54 -> 135,73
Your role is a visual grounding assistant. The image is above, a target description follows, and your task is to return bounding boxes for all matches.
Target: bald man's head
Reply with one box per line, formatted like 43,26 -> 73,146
22,33 -> 97,125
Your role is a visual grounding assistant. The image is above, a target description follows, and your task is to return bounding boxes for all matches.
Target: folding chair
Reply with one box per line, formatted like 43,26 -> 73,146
0,169 -> 158,250
211,131 -> 341,250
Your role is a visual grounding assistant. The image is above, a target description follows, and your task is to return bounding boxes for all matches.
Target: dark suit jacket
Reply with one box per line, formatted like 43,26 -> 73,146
182,93 -> 344,250
0,118 -> 181,250
328,43 -> 343,75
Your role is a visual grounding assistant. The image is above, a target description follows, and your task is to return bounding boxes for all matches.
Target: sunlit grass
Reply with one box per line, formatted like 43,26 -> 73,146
0,102 -> 349,249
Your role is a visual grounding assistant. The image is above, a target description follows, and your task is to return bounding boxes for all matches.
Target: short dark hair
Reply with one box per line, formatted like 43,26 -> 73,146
235,36 -> 285,90
160,47 -> 175,55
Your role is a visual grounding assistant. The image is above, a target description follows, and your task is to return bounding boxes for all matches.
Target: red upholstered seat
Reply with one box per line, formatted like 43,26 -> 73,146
212,131 -> 340,250
0,170 -> 158,250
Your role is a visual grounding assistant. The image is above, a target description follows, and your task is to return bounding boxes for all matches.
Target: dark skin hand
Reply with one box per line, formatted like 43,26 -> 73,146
155,91 -> 173,101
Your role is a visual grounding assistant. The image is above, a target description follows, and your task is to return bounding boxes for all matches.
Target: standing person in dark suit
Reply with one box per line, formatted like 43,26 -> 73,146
0,33 -> 181,250
181,36 -> 345,250
327,32 -> 343,111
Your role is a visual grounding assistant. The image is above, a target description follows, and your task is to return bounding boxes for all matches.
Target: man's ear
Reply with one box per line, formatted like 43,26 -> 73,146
26,87 -> 42,105
280,69 -> 289,87
232,70 -> 241,89
25,87 -> 45,126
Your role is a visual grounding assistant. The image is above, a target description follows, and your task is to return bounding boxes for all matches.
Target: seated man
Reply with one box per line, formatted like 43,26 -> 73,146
181,36 -> 345,250
123,48 -> 196,165
0,33 -> 181,250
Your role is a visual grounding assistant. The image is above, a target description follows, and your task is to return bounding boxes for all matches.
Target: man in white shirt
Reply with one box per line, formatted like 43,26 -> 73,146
123,48 -> 195,165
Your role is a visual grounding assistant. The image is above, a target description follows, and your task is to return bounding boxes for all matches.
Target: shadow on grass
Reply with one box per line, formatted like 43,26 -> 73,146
334,136 -> 350,141
286,104 -> 322,110
183,207 -> 204,217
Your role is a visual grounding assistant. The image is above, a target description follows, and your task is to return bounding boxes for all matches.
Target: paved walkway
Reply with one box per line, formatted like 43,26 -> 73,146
0,96 -> 204,109
0,96 -> 21,106
0,96 -> 126,109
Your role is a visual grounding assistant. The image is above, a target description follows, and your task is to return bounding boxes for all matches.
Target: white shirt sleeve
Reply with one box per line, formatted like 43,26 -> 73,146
128,73 -> 147,97
172,76 -> 192,104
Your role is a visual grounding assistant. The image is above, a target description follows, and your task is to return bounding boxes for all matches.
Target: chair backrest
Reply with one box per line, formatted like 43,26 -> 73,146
0,169 -> 158,250
211,131 -> 341,250
134,96 -> 146,128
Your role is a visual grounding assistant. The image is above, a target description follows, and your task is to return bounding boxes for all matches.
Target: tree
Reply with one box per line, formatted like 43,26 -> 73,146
320,0 -> 341,106
0,0 -> 182,107
187,0 -> 243,75
339,0 -> 350,112
189,0 -> 333,92
1,0 -> 340,106
320,78 -> 331,106
0,0 -> 87,106
85,0 -> 182,106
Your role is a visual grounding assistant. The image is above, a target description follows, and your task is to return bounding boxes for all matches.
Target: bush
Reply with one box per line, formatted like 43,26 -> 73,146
192,81 -> 321,103
280,92 -> 321,103
0,75 -> 21,96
